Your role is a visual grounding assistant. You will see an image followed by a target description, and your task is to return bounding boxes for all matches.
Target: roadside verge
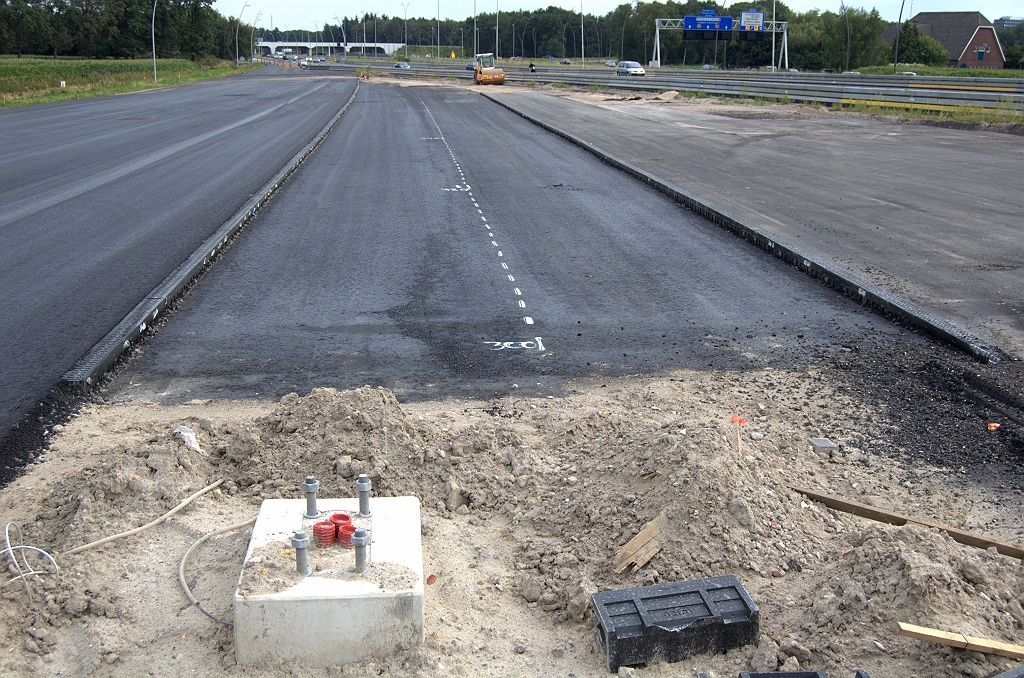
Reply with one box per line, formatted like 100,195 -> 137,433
61,80 -> 361,388
481,91 -> 999,364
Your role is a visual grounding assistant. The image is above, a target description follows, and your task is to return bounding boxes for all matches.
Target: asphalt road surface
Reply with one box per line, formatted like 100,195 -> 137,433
484,91 -> 1024,359
0,69 -> 356,438
110,80 -> 914,404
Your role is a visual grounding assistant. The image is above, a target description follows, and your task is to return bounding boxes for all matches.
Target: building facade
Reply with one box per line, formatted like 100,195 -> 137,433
885,12 -> 1007,69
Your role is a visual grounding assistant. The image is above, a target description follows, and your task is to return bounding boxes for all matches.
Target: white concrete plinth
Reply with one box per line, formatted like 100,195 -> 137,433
233,496 -> 423,666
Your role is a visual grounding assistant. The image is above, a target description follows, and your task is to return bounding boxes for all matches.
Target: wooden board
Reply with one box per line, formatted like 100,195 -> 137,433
898,622 -> 1024,660
964,635 -> 1024,660
897,622 -> 967,648
791,485 -> 1024,560
611,513 -> 666,574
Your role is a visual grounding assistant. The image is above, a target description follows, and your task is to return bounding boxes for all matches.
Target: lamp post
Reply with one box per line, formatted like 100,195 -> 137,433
620,5 -> 629,60
840,0 -> 851,72
400,2 -> 410,60
151,0 -> 158,83
334,16 -> 347,58
495,0 -> 499,58
436,0 -> 440,64
235,1 -> 249,65
892,0 -> 906,74
581,0 -> 584,68
473,0 -> 477,58
250,10 -> 262,60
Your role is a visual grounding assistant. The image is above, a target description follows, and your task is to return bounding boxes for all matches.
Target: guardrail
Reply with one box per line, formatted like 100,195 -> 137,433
318,60 -> 1023,113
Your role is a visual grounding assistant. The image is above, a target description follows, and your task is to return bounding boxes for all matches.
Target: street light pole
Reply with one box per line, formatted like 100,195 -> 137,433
151,0 -> 158,83
581,0 -> 584,67
400,2 -> 410,60
250,10 -> 262,60
495,0 -> 499,58
473,0 -> 477,58
840,0 -> 851,72
893,0 -> 906,74
437,0 -> 440,64
334,15 -> 347,58
235,1 -> 249,65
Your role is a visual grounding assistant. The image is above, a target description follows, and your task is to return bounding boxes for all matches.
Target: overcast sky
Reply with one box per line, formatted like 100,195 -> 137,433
231,0 -> 1020,30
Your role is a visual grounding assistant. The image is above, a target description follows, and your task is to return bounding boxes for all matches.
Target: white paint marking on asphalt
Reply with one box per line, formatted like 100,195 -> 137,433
484,340 -> 544,352
415,92 -> 541,341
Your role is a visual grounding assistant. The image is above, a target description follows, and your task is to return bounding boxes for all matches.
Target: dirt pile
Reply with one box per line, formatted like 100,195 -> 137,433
1,377 -> 1021,677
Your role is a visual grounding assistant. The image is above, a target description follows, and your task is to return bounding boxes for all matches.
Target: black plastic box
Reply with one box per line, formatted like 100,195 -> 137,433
592,574 -> 760,672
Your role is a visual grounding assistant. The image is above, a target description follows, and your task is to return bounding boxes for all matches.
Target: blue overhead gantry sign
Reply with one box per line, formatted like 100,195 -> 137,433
739,9 -> 765,30
683,9 -> 734,31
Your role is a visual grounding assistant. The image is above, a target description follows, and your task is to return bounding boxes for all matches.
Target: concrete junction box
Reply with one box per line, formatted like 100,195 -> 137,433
234,496 -> 424,666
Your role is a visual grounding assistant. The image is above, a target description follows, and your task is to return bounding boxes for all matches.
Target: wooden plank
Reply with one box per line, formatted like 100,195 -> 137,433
790,485 -> 911,526
963,635 -> 1024,660
612,514 -> 665,574
898,623 -> 1024,660
791,486 -> 1024,560
897,622 -> 967,649
627,539 -> 663,573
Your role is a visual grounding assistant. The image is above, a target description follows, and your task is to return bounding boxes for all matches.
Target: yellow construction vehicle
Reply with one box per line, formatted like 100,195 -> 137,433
473,53 -> 506,85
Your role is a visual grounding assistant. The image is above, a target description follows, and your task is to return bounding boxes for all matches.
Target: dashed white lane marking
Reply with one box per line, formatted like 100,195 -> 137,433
416,93 -> 539,333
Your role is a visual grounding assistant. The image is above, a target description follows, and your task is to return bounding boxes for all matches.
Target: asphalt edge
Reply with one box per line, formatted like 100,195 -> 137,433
481,91 -> 1000,364
61,79 -> 362,387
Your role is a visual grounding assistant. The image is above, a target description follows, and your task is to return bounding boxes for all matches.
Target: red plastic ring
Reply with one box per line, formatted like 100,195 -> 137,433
313,521 -> 336,547
337,523 -> 357,548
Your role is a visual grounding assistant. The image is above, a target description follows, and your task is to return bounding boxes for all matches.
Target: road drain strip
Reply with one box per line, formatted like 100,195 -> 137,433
62,80 -> 361,387
480,91 -> 999,364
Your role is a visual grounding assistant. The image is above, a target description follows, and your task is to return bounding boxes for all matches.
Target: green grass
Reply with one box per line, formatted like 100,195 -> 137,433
0,56 -> 264,107
836,99 -> 1021,124
857,64 -> 1024,78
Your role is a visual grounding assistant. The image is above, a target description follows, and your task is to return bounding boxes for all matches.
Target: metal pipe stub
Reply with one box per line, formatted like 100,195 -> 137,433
355,474 -> 372,517
302,475 -> 320,518
352,527 -> 369,573
292,530 -> 312,576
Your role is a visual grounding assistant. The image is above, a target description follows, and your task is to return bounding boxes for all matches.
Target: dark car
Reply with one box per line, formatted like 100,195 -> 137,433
394,62 -> 411,69
465,61 -> 478,70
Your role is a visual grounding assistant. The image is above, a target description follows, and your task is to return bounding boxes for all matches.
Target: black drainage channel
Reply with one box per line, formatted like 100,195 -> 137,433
482,91 -> 999,364
62,81 -> 361,388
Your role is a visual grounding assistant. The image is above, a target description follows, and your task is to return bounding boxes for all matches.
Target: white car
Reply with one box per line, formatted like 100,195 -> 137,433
616,60 -> 645,76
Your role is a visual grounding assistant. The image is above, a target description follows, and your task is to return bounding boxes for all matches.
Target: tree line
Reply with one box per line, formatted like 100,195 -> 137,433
318,2 -> 901,72
3,0 -> 1021,70
0,0 -> 254,60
